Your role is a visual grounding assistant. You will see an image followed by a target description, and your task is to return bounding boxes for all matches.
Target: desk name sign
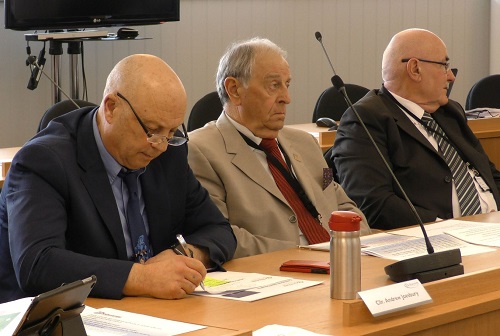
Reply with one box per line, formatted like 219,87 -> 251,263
358,279 -> 432,317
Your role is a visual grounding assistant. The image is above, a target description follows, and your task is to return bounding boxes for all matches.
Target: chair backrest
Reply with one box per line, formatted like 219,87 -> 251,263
465,74 -> 500,110
312,84 -> 370,122
38,99 -> 97,132
447,68 -> 458,98
187,91 -> 223,132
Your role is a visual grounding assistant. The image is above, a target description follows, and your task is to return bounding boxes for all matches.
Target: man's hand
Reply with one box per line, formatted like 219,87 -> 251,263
187,244 -> 213,268
123,249 -> 207,299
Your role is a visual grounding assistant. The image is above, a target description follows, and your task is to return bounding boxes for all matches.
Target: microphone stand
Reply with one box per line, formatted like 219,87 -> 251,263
26,55 -> 81,109
315,31 -> 464,283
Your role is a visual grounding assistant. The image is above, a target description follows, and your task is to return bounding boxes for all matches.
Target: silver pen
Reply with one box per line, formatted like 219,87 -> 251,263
175,234 -> 206,291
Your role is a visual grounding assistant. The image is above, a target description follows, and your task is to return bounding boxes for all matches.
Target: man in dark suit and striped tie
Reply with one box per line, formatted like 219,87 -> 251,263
328,28 -> 500,230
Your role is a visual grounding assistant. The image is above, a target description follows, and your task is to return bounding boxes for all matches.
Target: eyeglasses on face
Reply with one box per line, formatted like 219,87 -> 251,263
401,58 -> 451,73
116,92 -> 189,146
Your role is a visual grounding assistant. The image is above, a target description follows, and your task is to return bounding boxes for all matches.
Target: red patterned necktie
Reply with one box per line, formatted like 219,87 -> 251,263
260,138 -> 330,244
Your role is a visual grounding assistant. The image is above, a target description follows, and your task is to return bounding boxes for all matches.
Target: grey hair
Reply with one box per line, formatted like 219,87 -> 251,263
216,37 -> 287,106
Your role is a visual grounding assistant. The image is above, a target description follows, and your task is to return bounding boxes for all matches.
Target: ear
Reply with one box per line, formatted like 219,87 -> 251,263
224,77 -> 243,105
103,94 -> 118,123
406,59 -> 422,82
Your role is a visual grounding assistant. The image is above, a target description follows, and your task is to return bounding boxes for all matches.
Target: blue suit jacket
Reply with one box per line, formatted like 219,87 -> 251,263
0,107 -> 236,303
329,87 -> 500,230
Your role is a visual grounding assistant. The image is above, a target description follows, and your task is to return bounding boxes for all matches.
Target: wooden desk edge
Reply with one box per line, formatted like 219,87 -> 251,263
186,327 -> 252,336
342,266 -> 500,328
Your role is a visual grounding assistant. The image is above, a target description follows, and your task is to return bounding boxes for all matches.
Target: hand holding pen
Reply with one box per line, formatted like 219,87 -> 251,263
174,234 -> 206,291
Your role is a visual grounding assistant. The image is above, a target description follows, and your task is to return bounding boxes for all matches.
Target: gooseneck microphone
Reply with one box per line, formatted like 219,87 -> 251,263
26,49 -> 81,109
27,47 -> 46,91
314,32 -> 350,105
315,31 -> 463,283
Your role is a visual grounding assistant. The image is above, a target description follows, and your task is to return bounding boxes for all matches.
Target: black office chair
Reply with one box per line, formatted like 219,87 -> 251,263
187,91 -> 223,132
446,68 -> 458,98
465,74 -> 500,110
38,99 -> 97,132
312,84 -> 370,122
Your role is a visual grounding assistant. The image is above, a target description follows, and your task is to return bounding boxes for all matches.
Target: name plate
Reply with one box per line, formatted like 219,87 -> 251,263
358,279 -> 432,317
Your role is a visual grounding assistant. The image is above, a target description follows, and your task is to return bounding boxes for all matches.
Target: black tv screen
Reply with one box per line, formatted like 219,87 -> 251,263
4,0 -> 180,31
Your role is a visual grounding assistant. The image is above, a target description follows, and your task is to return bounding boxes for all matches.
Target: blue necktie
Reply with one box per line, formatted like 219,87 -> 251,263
119,169 -> 152,263
421,112 -> 481,216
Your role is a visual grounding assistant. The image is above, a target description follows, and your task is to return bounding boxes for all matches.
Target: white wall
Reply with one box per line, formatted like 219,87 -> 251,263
0,0 -> 491,147
491,0 -> 500,73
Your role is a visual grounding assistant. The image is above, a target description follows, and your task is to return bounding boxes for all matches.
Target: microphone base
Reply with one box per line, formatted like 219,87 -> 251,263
384,248 -> 464,283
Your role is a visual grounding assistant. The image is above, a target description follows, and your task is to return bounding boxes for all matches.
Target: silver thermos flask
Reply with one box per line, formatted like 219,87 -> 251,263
329,211 -> 361,300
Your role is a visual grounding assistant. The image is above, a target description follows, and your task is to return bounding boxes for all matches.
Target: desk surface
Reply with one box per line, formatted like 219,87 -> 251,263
87,211 -> 500,335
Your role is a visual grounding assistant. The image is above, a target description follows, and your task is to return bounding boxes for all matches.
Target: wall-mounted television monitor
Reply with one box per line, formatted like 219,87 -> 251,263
4,0 -> 180,31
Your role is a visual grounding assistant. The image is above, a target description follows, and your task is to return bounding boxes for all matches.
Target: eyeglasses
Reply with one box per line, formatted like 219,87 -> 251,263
401,58 -> 451,73
117,92 -> 189,146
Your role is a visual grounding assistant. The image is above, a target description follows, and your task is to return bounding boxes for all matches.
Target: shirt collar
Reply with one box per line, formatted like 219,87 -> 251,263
388,90 -> 426,120
92,111 -> 127,183
225,112 -> 265,145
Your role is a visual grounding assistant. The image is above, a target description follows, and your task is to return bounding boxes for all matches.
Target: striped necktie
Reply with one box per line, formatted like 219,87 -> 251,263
260,138 -> 330,244
421,112 -> 481,216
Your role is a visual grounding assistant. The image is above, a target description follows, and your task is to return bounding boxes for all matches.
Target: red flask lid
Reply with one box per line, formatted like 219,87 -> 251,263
328,211 -> 361,232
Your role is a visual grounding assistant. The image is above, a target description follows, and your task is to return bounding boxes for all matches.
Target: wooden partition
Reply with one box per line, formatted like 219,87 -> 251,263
287,118 -> 500,169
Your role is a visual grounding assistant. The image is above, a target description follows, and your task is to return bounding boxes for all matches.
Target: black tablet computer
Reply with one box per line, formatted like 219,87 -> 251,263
13,275 -> 96,336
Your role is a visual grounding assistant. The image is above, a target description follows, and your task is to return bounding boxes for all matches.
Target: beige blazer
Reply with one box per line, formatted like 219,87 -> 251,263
188,113 -> 370,258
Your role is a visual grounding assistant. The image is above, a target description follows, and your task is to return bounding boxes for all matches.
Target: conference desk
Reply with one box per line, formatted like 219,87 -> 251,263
87,211 -> 500,335
286,118 -> 500,169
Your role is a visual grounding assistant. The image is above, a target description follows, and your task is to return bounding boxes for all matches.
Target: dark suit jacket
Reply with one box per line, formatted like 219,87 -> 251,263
328,87 -> 500,230
0,107 -> 236,303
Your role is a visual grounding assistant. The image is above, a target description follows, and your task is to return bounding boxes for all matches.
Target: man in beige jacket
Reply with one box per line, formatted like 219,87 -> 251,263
188,37 -> 369,258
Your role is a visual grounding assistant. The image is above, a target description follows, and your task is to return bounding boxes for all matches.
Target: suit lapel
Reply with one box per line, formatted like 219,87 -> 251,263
433,105 -> 495,189
76,110 -> 129,260
140,159 -> 173,253
216,115 -> 288,205
379,89 -> 445,160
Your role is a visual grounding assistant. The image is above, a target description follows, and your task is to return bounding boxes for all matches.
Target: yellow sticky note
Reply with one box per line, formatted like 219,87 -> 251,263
204,277 -> 230,287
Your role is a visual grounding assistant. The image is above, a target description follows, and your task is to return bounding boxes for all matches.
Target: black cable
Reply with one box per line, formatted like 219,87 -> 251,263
80,42 -> 88,101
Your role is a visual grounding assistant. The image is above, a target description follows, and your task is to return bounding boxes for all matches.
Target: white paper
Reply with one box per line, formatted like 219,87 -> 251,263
358,279 -> 432,317
465,107 -> 500,119
253,324 -> 331,336
300,241 -> 330,251
82,307 -> 205,336
361,232 -> 415,247
444,223 -> 500,247
362,233 -> 495,261
0,297 -> 33,336
193,271 -> 322,302
301,232 -> 414,252
388,220 -> 481,238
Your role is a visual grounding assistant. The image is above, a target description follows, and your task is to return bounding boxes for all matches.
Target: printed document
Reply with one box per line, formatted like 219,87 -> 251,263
82,307 -> 205,336
194,271 -> 322,302
362,233 -> 494,261
443,221 -> 500,247
0,297 -> 32,336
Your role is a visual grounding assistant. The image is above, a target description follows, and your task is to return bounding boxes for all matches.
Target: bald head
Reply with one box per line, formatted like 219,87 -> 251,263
103,54 -> 186,111
382,29 -> 445,83
381,29 -> 454,112
98,54 -> 188,169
